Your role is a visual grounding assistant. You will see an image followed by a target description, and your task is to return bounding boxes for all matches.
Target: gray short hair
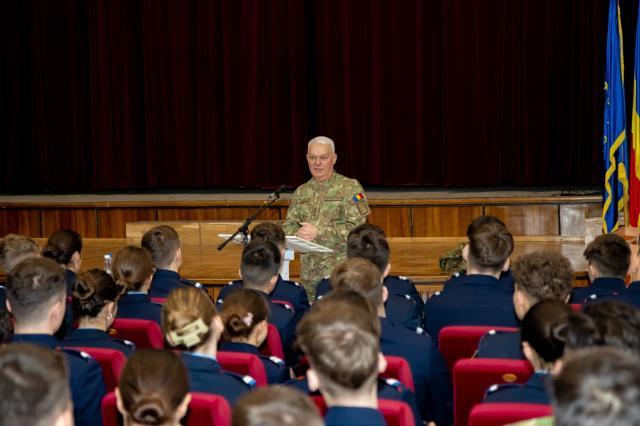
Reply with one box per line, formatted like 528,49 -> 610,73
308,136 -> 335,153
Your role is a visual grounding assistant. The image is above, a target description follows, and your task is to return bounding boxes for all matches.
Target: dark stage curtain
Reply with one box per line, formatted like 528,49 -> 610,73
0,0 -> 626,192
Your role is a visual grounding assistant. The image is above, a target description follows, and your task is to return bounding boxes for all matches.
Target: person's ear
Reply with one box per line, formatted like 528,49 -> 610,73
377,353 -> 388,374
175,392 -> 192,422
382,286 -> 389,303
502,258 -> 510,272
71,251 -> 81,266
115,388 -> 126,416
521,341 -> 535,363
306,368 -> 320,392
383,263 -> 391,278
238,268 -> 243,279
5,299 -> 11,313
175,247 -> 183,264
462,244 -> 470,261
105,301 -> 117,319
551,359 -> 564,376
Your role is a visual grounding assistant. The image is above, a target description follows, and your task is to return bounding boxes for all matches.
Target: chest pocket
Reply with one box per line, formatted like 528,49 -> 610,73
319,196 -> 344,223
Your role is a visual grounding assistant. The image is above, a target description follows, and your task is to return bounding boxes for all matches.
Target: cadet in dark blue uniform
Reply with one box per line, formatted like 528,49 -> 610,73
477,250 -> 574,360
113,246 -> 162,324
425,216 -> 518,346
64,269 -> 135,355
7,257 -> 106,426
604,280 -> 640,307
219,288 -> 289,384
569,233 -> 630,304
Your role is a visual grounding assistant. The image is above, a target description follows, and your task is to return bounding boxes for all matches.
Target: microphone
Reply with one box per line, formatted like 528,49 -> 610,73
268,184 -> 287,200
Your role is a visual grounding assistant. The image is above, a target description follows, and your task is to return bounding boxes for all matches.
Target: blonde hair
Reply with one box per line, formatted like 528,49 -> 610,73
162,287 -> 216,350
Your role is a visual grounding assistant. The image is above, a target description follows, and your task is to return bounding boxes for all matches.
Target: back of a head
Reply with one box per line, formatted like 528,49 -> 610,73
119,349 -> 189,426
583,300 -> 640,355
583,233 -> 631,278
232,386 -> 323,426
250,222 -> 286,249
42,229 -> 82,266
0,309 -> 13,344
466,215 -> 513,270
220,289 -> 269,342
113,246 -> 155,292
162,286 -> 216,350
6,257 -> 66,324
240,240 -> 281,290
73,269 -> 125,319
347,224 -> 389,272
141,225 -> 180,268
330,257 -> 384,307
0,343 -> 71,426
560,311 -> 602,354
552,347 -> 640,426
520,300 -> 572,364
512,250 -> 574,303
0,234 -> 40,273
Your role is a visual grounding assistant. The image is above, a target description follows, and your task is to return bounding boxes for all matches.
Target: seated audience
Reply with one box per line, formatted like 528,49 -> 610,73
569,233 -> 629,303
112,246 -> 162,324
582,299 -> 640,355
331,257 -> 451,424
141,225 -> 202,298
116,349 -> 191,426
477,250 -> 574,359
64,269 -> 134,355
162,286 -> 254,405
0,233 -> 40,308
424,215 -> 518,344
219,289 -> 289,384
0,343 -> 73,426
6,257 -> 106,426
232,385 -> 323,426
315,224 -> 424,328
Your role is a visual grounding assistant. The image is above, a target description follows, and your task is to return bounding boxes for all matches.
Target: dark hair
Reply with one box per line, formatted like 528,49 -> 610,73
466,215 -> 513,270
0,234 -> 39,273
42,229 -> 82,266
560,311 -> 602,352
583,300 -> 640,355
232,386 -> 323,426
162,287 -> 216,351
520,300 -> 572,364
552,347 -> 640,426
0,309 -> 14,344
347,224 -> 390,272
240,240 -> 281,290
220,289 -> 269,342
141,225 -> 180,268
250,222 -> 286,249
0,343 -> 70,426
583,233 -> 631,278
73,269 -> 125,318
113,246 -> 155,292
512,250 -> 574,302
6,257 -> 66,323
119,349 -> 189,426
330,258 -> 384,307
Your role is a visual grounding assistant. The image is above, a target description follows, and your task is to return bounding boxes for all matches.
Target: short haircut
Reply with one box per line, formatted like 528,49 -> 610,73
308,136 -> 335,152
240,240 -> 281,290
0,309 -> 13,343
119,349 -> 189,426
0,234 -> 40,273
73,269 -> 126,318
250,222 -> 286,249
583,300 -> 640,355
113,246 -> 155,292
232,386 -> 323,426
560,311 -> 602,353
6,257 -> 66,324
0,343 -> 71,426
162,286 -> 216,351
512,250 -> 574,302
220,289 -> 269,342
42,229 -> 82,266
347,224 -> 390,272
141,225 -> 180,268
317,288 -> 381,338
520,300 -> 572,364
466,215 -> 513,270
552,347 -> 640,426
330,258 -> 384,307
296,294 -> 380,399
583,233 -> 631,278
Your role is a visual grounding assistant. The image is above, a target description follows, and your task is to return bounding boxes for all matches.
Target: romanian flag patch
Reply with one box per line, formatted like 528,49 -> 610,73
352,193 -> 365,203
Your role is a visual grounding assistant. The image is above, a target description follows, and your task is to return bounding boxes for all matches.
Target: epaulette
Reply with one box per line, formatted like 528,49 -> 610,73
226,371 -> 257,388
403,294 -> 413,301
267,355 -> 285,366
398,276 -> 408,281
588,294 -> 598,300
316,295 -> 324,300
282,279 -> 301,288
227,280 -> 235,285
415,326 -> 426,335
121,339 -> 136,349
382,378 -> 405,392
62,348 -> 94,362
431,291 -> 442,298
485,383 -> 518,397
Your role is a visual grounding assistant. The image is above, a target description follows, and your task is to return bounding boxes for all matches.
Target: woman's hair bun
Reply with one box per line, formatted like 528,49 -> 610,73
131,396 -> 170,425
226,314 -> 251,336
42,244 -> 62,261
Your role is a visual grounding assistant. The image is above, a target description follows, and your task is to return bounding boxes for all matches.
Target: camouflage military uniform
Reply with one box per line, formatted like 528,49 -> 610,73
283,172 -> 369,298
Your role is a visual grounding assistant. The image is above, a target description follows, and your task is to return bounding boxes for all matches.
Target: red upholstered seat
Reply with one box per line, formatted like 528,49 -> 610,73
259,323 -> 285,359
469,402 -> 553,426
380,355 -> 415,392
439,325 -> 519,372
570,303 -> 582,312
65,347 -> 126,392
108,319 -> 164,349
217,351 -> 267,387
310,396 -> 415,426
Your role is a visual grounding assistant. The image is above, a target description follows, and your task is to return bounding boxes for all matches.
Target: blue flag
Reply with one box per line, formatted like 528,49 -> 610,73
602,0 -> 629,233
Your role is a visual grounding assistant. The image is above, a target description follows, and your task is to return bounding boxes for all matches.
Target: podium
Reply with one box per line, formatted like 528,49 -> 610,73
217,234 -> 333,280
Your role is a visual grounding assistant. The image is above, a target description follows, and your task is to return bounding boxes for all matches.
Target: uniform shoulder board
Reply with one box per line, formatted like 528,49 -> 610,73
432,291 -> 441,297
488,329 -> 498,335
123,339 -> 136,348
194,282 -> 203,289
383,378 -> 404,391
588,294 -> 598,300
454,272 -> 461,277
217,299 -> 224,304
485,383 -> 517,396
404,294 -> 412,300
268,356 -> 285,366
487,384 -> 500,394
242,375 -> 257,387
399,276 -> 408,281
227,281 -> 234,285
415,327 -> 425,335
292,281 -> 301,287
63,348 -> 93,361
317,295 -> 324,300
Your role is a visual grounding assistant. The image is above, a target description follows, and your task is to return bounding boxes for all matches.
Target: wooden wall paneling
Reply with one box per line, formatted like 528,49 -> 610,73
411,206 -> 483,237
97,208 -> 157,238
42,209 -> 98,237
484,205 -> 559,236
156,207 -> 281,222
367,207 -> 411,237
126,222 -> 201,245
559,204 -> 602,236
0,209 -> 42,238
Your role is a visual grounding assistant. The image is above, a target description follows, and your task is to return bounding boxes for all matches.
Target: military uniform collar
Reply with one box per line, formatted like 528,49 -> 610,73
590,277 -> 626,290
219,342 -> 261,355
309,171 -> 337,190
627,281 -> 640,292
68,328 -> 111,340
12,333 -> 59,349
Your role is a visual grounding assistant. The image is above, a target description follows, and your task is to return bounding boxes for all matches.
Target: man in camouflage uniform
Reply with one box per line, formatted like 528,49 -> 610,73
283,136 -> 370,298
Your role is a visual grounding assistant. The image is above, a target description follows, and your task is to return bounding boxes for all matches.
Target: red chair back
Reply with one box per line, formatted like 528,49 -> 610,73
469,402 -> 553,426
150,297 -> 166,304
439,325 -> 519,371
109,319 -> 164,349
259,323 -> 285,359
453,358 -> 533,426
570,303 -> 582,312
65,347 -> 126,392
217,351 -> 267,387
310,396 -> 414,426
381,356 -> 415,392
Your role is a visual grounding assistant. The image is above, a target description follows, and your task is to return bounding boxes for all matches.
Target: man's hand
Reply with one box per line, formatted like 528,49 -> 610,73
297,222 -> 318,241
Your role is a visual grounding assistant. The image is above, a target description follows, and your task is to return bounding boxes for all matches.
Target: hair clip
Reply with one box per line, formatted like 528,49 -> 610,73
242,312 -> 253,327
166,318 -> 209,348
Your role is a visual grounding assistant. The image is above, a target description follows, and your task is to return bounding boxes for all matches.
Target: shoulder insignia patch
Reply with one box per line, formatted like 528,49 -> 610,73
399,276 -> 407,280
268,356 -> 285,366
415,327 -> 425,335
242,375 -> 257,387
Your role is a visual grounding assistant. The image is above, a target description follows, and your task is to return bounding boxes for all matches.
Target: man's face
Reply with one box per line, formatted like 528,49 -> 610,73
306,143 -> 337,182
